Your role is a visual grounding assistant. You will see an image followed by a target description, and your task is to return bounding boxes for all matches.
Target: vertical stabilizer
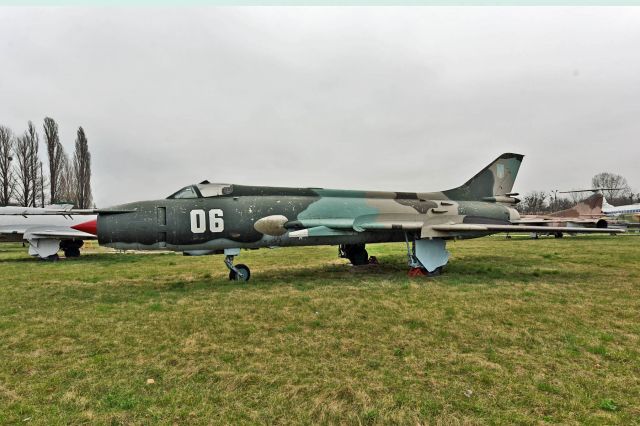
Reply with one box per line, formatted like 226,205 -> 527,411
442,153 -> 524,201
549,193 -> 603,218
602,197 -> 615,213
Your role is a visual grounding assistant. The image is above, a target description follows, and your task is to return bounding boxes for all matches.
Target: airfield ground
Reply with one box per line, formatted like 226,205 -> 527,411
0,235 -> 639,424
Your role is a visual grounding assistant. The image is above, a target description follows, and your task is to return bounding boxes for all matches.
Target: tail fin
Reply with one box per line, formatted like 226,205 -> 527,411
549,193 -> 603,218
443,153 -> 524,201
602,196 -> 614,211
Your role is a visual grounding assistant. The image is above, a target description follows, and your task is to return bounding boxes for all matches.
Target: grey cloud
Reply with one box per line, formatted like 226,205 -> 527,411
1,7 -> 639,206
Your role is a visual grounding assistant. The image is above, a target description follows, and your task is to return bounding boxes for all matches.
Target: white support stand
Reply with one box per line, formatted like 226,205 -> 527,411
415,239 -> 449,273
27,238 -> 61,258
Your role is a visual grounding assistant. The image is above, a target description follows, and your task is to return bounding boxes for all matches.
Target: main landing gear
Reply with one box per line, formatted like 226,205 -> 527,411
223,248 -> 251,282
404,233 -> 449,277
339,243 -> 375,266
61,240 -> 84,258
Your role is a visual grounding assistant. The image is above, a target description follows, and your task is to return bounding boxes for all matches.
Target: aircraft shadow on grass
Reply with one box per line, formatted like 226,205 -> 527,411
0,250 -> 595,287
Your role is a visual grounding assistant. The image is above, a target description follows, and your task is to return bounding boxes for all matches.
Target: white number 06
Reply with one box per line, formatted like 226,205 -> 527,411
190,209 -> 224,233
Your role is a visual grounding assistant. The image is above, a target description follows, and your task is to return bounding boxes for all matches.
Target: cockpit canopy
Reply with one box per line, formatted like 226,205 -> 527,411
167,181 -> 233,199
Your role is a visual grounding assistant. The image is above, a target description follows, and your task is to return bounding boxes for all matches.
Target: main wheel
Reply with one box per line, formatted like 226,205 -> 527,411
228,264 -> 251,282
349,249 -> 369,266
64,248 -> 81,258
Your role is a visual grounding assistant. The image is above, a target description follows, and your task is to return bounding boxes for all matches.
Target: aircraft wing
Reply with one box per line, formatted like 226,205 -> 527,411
0,208 -> 97,216
0,225 -> 96,240
286,214 -> 624,239
351,215 -> 623,234
22,226 -> 97,240
513,218 -> 602,226
0,208 -> 139,217
428,224 -> 623,234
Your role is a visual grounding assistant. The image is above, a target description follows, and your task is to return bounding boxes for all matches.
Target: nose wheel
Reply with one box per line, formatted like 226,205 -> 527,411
228,263 -> 251,281
223,249 -> 251,282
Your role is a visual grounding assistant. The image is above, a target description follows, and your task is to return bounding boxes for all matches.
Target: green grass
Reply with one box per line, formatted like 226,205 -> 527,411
0,235 -> 639,424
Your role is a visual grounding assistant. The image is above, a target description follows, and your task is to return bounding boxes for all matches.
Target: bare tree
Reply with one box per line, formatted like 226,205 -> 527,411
57,154 -> 75,203
15,139 -> 34,207
43,117 -> 66,203
73,127 -> 92,209
548,191 -> 573,212
26,122 -> 42,207
0,125 -> 16,206
13,122 -> 43,207
40,162 -> 45,207
566,189 -> 587,204
519,191 -> 548,214
553,197 -> 574,211
591,172 -> 631,201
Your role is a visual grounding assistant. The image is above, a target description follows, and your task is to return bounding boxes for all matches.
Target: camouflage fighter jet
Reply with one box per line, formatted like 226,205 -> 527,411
95,153 -> 623,281
514,193 -> 612,238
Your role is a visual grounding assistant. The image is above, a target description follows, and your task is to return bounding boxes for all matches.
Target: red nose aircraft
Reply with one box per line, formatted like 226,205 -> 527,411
0,205 -> 97,259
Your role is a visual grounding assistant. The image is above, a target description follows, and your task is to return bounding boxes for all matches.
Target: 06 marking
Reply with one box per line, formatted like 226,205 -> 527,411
190,209 -> 224,233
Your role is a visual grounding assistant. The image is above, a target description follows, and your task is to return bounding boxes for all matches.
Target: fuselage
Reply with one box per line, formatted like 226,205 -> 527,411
97,183 -> 516,253
603,203 -> 640,216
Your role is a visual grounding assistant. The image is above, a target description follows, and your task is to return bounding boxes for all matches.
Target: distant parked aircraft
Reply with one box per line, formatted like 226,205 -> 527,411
0,205 -> 96,259
602,198 -> 640,216
514,193 -> 610,238
555,188 -> 640,229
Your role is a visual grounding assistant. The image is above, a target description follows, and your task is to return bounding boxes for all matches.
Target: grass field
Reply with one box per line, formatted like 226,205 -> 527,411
0,235 -> 639,424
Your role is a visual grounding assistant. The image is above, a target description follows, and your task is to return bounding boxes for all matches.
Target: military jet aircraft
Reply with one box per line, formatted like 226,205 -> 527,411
514,193 -> 611,238
552,189 -> 640,231
95,153 -> 622,281
0,205 -> 97,259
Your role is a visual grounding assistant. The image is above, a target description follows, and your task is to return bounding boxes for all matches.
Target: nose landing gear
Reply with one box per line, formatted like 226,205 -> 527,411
223,248 -> 251,282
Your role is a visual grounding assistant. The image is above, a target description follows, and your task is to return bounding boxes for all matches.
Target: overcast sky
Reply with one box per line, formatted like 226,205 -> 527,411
1,7 -> 639,207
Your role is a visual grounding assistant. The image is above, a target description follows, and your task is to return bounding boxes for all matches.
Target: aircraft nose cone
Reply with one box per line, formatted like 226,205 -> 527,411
72,219 -> 98,236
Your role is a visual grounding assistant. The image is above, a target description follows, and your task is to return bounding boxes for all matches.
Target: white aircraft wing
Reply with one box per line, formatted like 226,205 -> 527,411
22,226 -> 97,240
0,212 -> 98,258
0,208 -> 96,216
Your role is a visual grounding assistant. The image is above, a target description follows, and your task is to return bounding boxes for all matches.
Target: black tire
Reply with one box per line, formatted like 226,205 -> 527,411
43,254 -> 59,262
349,249 -> 369,266
64,248 -> 81,258
554,232 -> 564,239
229,264 -> 251,282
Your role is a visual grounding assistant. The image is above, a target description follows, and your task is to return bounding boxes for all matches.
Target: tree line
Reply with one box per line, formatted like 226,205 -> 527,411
517,172 -> 639,215
0,117 -> 93,208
